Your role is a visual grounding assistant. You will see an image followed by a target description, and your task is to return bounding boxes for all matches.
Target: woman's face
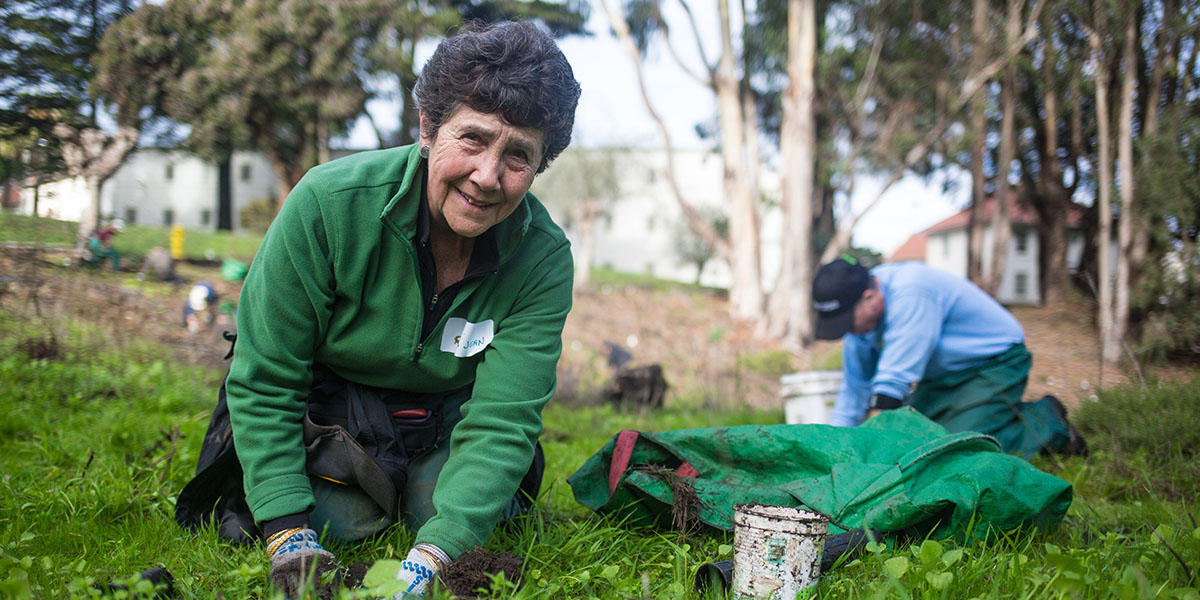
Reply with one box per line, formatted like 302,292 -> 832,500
420,106 -> 545,240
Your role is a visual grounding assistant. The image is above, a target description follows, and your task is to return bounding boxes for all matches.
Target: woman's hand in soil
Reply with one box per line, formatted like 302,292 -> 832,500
266,527 -> 340,598
390,544 -> 449,598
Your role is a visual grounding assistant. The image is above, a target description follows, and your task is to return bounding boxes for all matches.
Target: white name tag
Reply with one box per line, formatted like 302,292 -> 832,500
440,318 -> 494,357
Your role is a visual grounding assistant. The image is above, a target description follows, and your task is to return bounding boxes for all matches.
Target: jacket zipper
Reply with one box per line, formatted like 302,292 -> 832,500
412,293 -> 440,362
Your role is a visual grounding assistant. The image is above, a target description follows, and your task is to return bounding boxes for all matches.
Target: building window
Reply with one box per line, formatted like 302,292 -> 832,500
124,208 -> 137,224
165,164 -> 174,180
201,209 -> 212,226
942,236 -> 950,258
163,208 -> 174,226
1014,272 -> 1029,297
240,163 -> 252,182
1015,230 -> 1028,254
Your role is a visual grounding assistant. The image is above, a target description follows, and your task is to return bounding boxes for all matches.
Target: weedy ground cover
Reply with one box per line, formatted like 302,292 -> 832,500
0,241 -> 1197,599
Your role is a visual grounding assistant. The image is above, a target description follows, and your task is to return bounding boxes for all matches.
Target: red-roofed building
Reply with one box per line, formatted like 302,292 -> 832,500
888,232 -> 928,263
887,194 -> 1086,305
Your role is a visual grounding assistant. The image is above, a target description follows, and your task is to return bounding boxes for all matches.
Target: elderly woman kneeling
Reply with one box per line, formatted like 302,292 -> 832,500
176,20 -> 580,598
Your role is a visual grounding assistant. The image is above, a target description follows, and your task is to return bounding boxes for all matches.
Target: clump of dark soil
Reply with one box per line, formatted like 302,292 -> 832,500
341,561 -> 372,589
17,335 -> 61,359
337,550 -> 524,599
440,548 -> 525,599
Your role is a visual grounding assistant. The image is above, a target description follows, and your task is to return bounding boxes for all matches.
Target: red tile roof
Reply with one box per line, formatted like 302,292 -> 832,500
885,191 -> 1083,263
923,193 -> 1083,234
888,233 -> 928,262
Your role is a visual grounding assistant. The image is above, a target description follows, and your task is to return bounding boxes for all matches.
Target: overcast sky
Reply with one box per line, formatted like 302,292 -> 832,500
343,3 -> 965,257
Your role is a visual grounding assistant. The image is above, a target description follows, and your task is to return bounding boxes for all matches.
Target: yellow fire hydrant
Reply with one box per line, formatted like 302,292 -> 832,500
170,224 -> 185,260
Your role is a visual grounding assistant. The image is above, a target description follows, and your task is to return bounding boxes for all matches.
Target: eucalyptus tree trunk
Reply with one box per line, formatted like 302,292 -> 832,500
1133,0 -> 1177,273
985,0 -> 1021,298
715,0 -> 763,322
569,202 -> 599,289
1030,12 -> 1072,305
966,0 -> 990,286
1087,7 -> 1117,365
1112,8 -> 1137,364
764,0 -> 817,349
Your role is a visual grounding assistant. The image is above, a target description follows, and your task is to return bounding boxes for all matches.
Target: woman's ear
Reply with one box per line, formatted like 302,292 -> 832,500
418,112 -> 432,146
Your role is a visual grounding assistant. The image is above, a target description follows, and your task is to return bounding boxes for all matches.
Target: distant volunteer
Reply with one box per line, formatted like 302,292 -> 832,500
183,281 -> 218,333
811,257 -> 1086,458
176,21 -> 580,598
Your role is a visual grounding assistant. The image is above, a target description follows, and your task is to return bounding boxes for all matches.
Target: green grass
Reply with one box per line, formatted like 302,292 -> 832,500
1,237 -> 1198,598
0,213 -> 77,246
0,213 -> 263,263
588,266 -> 724,295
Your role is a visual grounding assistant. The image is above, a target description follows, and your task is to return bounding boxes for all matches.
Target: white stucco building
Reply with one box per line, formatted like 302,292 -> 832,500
541,147 -> 780,289
888,196 -> 1086,305
19,149 -> 278,230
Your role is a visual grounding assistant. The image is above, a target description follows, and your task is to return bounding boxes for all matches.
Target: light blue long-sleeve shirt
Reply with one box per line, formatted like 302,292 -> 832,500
829,262 -> 1025,427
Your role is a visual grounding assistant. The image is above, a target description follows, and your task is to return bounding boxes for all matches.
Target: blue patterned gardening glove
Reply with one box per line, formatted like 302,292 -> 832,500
390,544 -> 450,599
266,528 -> 340,598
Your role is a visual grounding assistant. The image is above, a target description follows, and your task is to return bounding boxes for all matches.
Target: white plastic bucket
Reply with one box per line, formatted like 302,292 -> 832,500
780,370 -> 841,425
731,503 -> 829,599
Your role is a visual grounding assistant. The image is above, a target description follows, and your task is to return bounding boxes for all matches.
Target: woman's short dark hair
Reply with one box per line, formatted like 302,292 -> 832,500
414,20 -> 581,173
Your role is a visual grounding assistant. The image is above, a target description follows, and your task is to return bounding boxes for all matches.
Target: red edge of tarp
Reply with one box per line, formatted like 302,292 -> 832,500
607,429 -> 699,495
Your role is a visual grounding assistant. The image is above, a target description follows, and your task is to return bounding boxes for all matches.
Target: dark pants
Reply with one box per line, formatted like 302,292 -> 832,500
909,344 -> 1071,458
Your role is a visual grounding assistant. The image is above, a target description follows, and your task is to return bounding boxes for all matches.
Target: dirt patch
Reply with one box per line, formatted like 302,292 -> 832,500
0,247 -> 240,371
560,285 -> 784,410
1011,301 -> 1129,410
440,548 -> 525,599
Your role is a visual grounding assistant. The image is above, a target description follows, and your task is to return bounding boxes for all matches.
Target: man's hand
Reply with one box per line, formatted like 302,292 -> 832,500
863,393 -> 902,423
267,528 -> 339,598
391,544 -> 450,599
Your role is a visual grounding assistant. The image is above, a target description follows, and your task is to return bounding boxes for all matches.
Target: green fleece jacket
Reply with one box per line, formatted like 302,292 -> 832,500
225,144 -> 573,558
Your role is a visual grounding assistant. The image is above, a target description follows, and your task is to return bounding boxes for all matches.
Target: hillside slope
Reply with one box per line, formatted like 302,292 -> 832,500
1,248 -> 1141,413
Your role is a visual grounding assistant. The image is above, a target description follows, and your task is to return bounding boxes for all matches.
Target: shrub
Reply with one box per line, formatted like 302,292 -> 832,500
1072,375 -> 1200,500
736,348 -> 795,377
238,196 -> 278,233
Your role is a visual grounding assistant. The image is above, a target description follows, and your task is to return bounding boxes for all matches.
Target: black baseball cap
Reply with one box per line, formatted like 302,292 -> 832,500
811,257 -> 871,340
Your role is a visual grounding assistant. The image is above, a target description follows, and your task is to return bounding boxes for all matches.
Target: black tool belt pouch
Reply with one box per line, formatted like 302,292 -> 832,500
176,360 -> 469,542
303,365 -> 471,517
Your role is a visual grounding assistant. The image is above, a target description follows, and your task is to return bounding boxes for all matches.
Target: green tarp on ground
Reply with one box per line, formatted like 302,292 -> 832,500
567,409 -> 1072,540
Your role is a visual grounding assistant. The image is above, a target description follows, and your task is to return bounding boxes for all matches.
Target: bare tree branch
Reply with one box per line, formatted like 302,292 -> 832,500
673,0 -> 716,80
600,0 -> 729,258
